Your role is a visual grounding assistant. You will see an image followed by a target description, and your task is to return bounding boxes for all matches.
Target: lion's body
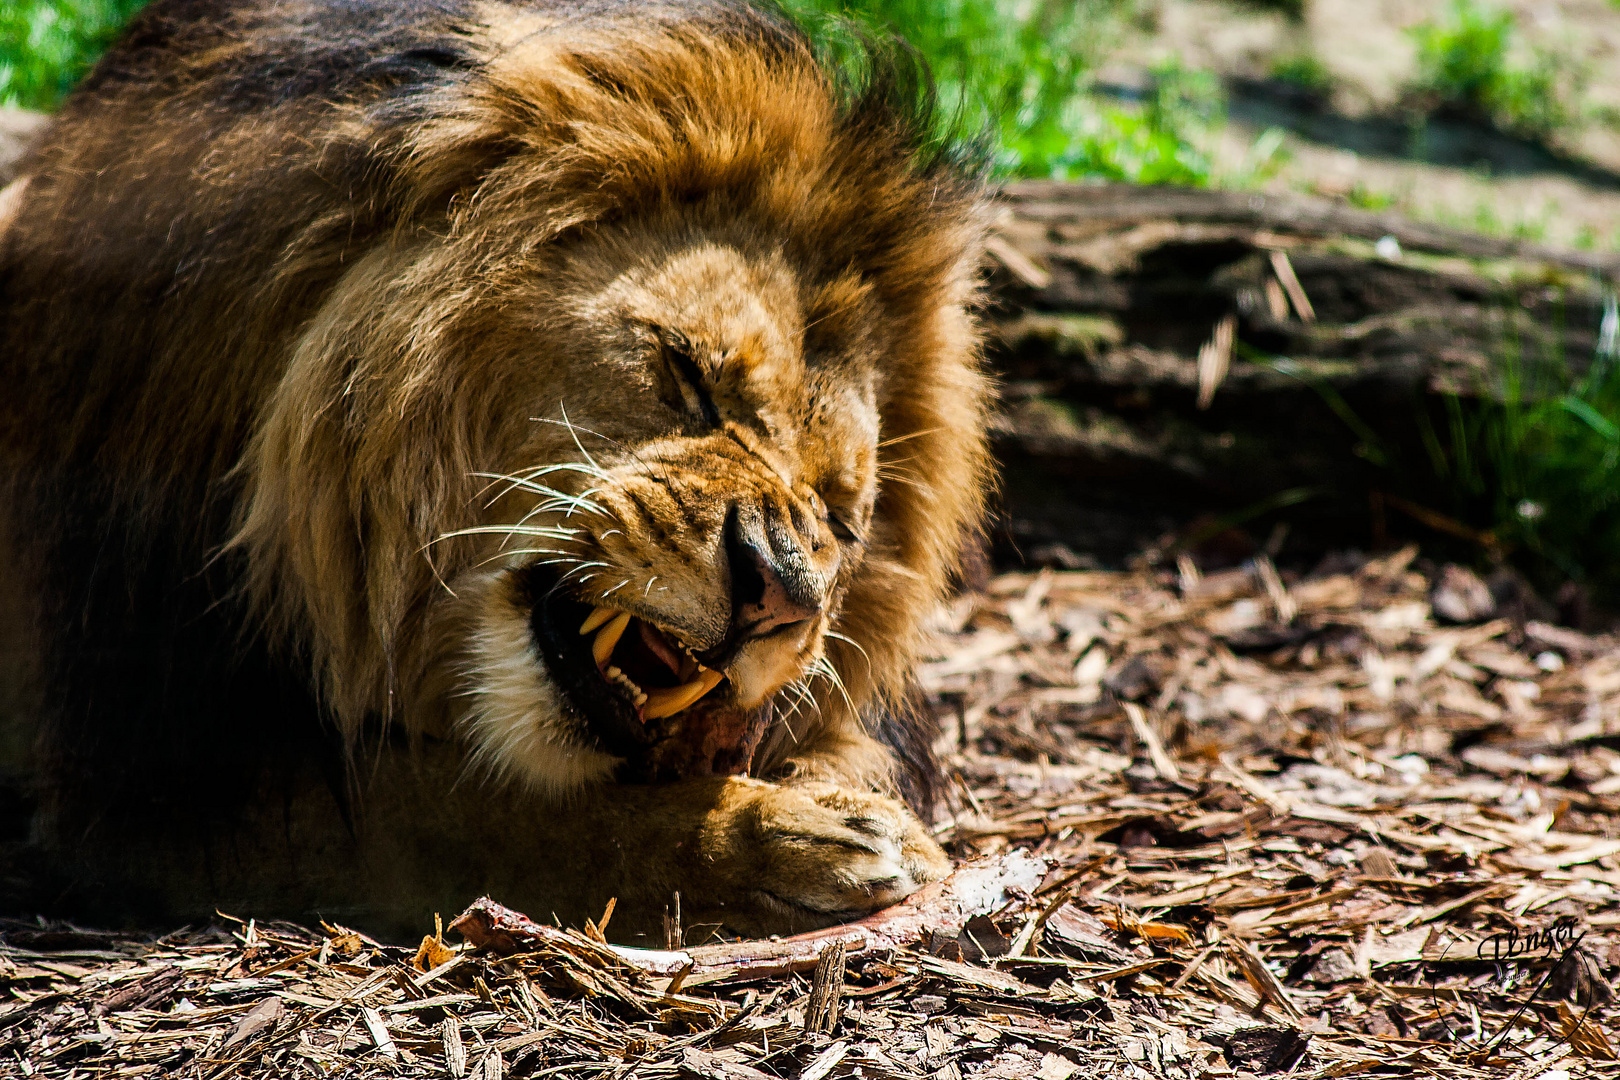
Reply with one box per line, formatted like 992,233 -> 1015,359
0,0 -> 990,940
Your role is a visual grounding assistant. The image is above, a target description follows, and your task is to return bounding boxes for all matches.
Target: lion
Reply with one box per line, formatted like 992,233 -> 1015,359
0,0 -> 991,942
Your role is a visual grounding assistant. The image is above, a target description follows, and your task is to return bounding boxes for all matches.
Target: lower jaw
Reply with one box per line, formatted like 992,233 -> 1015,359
617,694 -> 776,783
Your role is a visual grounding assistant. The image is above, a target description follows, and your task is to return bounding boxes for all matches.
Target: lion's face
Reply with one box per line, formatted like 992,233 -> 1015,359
457,238 -> 890,789
223,12 -> 990,801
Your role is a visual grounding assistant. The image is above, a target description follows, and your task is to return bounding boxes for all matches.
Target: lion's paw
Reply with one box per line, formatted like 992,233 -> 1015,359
707,781 -> 949,934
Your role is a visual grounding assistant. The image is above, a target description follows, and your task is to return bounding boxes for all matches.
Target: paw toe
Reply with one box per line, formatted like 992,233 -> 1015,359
749,788 -> 944,918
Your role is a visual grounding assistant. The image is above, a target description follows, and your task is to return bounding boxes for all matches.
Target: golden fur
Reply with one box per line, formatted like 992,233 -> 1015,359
0,0 -> 990,938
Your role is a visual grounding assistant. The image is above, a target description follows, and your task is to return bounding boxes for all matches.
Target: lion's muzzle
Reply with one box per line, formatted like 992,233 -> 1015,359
519,508 -> 825,782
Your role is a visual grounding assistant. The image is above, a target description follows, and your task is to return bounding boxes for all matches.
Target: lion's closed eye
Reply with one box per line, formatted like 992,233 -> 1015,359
825,508 -> 859,543
657,331 -> 720,427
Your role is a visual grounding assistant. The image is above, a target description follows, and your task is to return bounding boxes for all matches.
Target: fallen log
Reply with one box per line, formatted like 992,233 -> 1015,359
982,181 -> 1616,565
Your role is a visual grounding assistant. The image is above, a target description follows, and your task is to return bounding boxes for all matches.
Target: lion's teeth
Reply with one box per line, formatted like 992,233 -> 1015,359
674,640 -> 708,681
642,686 -> 701,720
641,669 -> 725,720
579,605 -> 617,635
592,611 -> 632,666
603,665 -> 645,700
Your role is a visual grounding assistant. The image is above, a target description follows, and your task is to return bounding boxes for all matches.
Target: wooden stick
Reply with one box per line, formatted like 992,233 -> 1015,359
803,941 -> 846,1037
450,850 -> 1048,984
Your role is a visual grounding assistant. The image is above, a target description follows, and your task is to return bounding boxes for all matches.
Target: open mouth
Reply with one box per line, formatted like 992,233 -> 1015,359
578,605 -> 726,720
519,565 -> 730,761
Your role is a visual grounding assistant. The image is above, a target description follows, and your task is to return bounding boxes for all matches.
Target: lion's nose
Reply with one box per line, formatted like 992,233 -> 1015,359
726,513 -> 821,641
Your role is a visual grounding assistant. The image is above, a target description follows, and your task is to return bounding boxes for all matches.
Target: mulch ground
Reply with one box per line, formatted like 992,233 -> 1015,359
7,545 -> 1620,1080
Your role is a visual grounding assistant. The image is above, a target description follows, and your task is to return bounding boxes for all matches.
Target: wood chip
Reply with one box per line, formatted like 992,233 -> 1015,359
1270,249 -> 1315,321
1123,702 -> 1181,782
679,1047 -> 775,1080
803,941 -> 846,1037
361,1006 -> 398,1059
799,1040 -> 851,1080
219,995 -> 281,1051
442,1017 -> 467,1079
1196,313 -> 1237,409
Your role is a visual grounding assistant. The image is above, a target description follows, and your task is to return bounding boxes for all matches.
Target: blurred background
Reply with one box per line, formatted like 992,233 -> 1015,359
5,0 -> 1620,623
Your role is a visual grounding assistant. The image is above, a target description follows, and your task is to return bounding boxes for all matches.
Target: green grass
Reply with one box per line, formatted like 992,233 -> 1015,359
1059,60 -> 1227,185
1276,297 -> 1620,605
785,0 -> 1121,177
1270,54 -> 1333,98
1427,302 -> 1620,601
1406,0 -> 1585,141
786,0 -> 1225,183
0,0 -> 147,111
1424,195 -> 1558,244
1343,183 -> 1397,212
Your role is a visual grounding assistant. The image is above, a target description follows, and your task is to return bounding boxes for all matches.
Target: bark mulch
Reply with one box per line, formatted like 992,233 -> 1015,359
6,545 -> 1620,1079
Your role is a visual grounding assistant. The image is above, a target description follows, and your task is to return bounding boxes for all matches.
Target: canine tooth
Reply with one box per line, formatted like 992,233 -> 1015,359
579,605 -> 617,635
641,669 -> 726,720
641,688 -> 698,721
592,612 -> 632,666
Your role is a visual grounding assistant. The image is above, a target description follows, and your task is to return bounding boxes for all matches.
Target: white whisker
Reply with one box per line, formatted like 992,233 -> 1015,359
529,415 -> 685,495
772,677 -> 823,743
512,489 -> 609,526
557,403 -> 602,474
878,427 -> 943,449
470,551 -> 584,570
471,463 -> 613,509
876,469 -> 923,491
437,524 -> 585,542
809,656 -> 858,718
824,630 -> 873,674
557,561 -> 614,586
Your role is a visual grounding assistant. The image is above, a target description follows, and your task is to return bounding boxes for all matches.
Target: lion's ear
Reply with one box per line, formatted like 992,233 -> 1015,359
357,14 -> 620,230
332,19 -> 580,230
